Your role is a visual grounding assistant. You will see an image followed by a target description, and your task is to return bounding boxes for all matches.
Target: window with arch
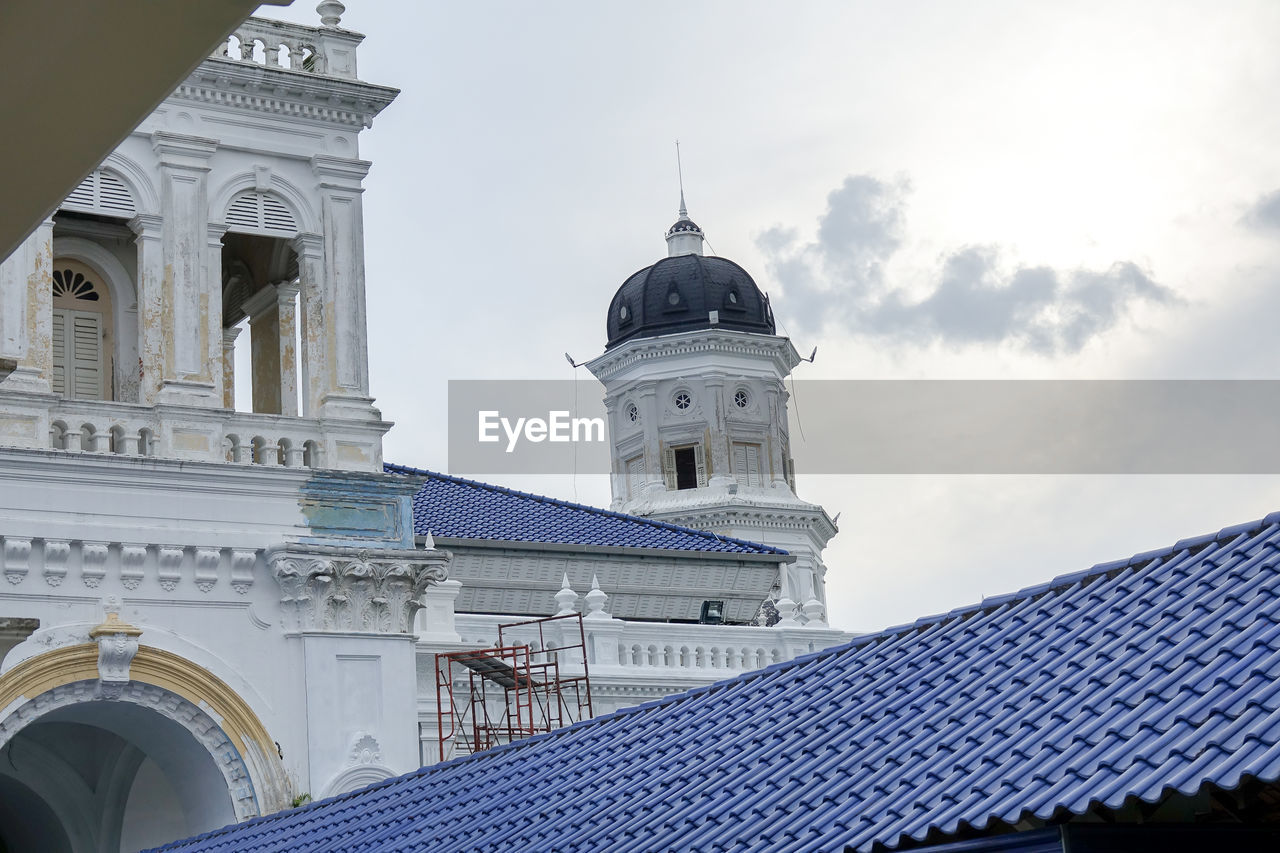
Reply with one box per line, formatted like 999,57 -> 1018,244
51,260 -> 113,400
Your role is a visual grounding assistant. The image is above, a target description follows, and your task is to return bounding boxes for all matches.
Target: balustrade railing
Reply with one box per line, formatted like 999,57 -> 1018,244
212,15 -> 361,80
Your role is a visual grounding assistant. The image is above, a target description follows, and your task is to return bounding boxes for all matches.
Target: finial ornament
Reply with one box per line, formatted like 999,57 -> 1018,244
317,1 -> 345,28
676,139 -> 688,219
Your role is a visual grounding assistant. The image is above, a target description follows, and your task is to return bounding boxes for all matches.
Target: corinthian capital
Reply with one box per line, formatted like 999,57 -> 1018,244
267,544 -> 449,635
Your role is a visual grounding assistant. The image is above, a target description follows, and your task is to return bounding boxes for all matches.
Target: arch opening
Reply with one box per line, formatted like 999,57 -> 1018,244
0,698 -> 237,853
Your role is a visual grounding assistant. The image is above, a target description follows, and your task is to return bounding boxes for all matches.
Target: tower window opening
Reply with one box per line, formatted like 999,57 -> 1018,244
733,388 -> 750,409
626,403 -> 639,423
673,391 -> 691,411
664,444 -> 706,491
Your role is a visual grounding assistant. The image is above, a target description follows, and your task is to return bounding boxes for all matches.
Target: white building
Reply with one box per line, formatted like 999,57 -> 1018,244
0,6 -> 846,851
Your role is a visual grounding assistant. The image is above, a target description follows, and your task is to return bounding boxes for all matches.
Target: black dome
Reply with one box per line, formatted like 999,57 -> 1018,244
606,254 -> 775,349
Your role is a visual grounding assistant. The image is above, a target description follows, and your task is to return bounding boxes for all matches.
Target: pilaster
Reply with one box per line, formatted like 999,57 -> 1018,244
129,213 -> 165,405
311,155 -> 376,421
152,131 -> 219,407
0,218 -> 54,393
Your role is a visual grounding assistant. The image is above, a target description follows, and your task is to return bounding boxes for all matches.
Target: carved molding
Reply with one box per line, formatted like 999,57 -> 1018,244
88,600 -> 143,692
268,544 -> 449,635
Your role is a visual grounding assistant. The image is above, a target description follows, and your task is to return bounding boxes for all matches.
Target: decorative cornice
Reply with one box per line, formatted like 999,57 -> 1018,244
268,544 -> 450,634
174,58 -> 399,130
587,329 -> 801,383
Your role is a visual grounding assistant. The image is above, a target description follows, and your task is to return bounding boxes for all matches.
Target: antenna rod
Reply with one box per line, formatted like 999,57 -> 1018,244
676,139 -> 687,216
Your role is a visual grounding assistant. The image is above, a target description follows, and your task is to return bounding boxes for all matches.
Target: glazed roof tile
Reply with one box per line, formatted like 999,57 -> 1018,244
153,511 -> 1280,852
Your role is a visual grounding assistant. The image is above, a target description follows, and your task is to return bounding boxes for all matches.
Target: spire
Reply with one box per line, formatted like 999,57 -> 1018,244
666,140 -> 705,257
677,140 -> 689,220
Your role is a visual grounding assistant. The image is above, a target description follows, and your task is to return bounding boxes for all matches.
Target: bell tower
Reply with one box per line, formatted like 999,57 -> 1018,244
586,203 -> 837,625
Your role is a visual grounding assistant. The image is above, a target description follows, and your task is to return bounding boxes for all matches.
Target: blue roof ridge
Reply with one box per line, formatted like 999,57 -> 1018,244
384,462 -> 787,554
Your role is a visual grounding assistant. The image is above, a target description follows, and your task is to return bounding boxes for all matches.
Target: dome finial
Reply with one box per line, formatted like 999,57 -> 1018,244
666,140 -> 704,256
676,139 -> 688,220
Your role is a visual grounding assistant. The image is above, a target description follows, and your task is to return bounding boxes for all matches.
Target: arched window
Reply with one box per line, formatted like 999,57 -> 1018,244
51,260 -> 113,400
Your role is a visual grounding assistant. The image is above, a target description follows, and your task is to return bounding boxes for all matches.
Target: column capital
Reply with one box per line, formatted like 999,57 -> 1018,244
207,222 -> 229,243
311,155 -> 371,189
292,232 -> 325,258
222,326 -> 243,346
242,284 -> 288,321
128,213 -> 163,238
151,131 -> 218,168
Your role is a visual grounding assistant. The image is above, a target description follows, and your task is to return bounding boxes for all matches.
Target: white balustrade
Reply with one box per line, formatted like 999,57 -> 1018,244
24,397 -> 376,470
452,613 -> 795,678
213,15 -> 362,80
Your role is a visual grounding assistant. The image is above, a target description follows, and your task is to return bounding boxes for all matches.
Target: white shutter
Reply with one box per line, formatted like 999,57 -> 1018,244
732,443 -> 763,488
62,169 -> 135,216
53,309 -> 102,400
71,312 -> 103,399
694,444 -> 707,487
626,455 -> 646,499
225,191 -> 298,235
663,447 -> 677,491
51,311 -> 66,396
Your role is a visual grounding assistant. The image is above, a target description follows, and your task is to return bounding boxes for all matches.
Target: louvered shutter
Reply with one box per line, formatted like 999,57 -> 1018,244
225,191 -> 298,235
663,447 -> 677,490
732,443 -> 763,488
694,444 -> 707,487
626,455 -> 646,499
51,311 -> 66,396
62,170 -> 135,216
71,312 -> 103,399
52,309 -> 103,399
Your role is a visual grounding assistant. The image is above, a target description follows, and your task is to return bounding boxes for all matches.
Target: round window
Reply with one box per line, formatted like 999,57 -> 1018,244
673,391 -> 692,411
667,289 -> 680,306
619,303 -> 629,321
733,388 -> 750,409
626,403 -> 639,423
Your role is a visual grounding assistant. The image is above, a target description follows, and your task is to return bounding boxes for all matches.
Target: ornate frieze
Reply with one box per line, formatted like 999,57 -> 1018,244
268,544 -> 449,635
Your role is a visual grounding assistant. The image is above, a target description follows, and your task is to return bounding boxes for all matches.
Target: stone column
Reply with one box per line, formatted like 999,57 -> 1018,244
221,326 -> 241,409
206,223 -> 229,406
311,155 -> 377,421
152,131 -> 218,407
129,213 -> 165,405
242,282 -> 300,416
293,233 -> 326,418
0,218 -> 54,393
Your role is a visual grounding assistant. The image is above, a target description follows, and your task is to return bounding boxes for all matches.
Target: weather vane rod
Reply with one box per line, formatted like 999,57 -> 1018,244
676,139 -> 687,216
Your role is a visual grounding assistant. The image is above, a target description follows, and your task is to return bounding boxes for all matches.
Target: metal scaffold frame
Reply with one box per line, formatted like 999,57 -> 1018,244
435,613 -> 593,761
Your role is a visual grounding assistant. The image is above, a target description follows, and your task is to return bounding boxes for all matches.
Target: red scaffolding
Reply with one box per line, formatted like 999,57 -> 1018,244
434,613 -> 593,761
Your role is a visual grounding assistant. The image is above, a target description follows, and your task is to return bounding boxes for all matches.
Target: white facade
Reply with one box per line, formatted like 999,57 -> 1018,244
0,6 -> 849,851
0,10 -> 449,852
587,216 -> 838,626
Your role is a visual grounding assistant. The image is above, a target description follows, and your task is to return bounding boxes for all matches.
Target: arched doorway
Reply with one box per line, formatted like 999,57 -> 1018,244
51,259 -> 114,401
0,645 -> 290,853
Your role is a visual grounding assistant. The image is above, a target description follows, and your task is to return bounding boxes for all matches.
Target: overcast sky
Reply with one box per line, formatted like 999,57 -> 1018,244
263,1 -> 1280,633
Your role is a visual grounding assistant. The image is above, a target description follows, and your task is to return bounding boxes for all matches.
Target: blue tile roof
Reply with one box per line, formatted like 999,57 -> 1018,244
153,511 -> 1280,853
384,462 -> 785,555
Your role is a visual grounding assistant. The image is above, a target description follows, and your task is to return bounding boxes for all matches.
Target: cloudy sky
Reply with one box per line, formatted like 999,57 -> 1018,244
264,1 -> 1280,632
